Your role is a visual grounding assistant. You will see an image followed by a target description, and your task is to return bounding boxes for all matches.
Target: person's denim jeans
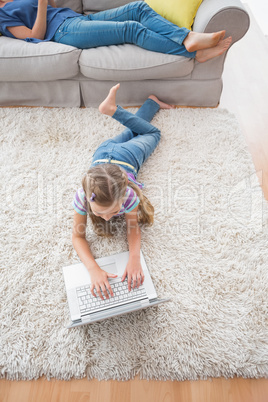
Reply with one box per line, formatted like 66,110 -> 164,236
52,1 -> 196,57
91,99 -> 161,176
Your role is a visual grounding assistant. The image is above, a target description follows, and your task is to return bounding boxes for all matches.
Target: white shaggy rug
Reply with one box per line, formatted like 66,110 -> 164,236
0,106 -> 267,381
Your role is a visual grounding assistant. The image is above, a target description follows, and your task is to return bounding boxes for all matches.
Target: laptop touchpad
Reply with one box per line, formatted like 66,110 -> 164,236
100,260 -> 118,274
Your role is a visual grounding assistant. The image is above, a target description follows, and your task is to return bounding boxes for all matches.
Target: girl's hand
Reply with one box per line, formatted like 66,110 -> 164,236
90,266 -> 117,299
122,255 -> 145,291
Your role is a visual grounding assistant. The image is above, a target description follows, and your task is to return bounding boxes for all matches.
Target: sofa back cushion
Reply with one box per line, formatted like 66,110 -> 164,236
55,0 -> 83,13
82,0 -> 139,13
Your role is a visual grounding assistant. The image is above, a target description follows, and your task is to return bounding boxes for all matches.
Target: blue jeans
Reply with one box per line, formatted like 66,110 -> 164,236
91,98 -> 161,176
52,1 -> 196,57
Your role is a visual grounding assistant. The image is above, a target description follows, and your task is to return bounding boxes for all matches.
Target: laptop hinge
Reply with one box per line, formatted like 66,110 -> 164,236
67,318 -> 82,328
83,298 -> 149,320
81,296 -> 148,318
149,297 -> 158,303
72,319 -> 82,324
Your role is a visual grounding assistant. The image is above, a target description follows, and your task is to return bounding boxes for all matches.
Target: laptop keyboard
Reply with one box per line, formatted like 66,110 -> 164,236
77,277 -> 147,315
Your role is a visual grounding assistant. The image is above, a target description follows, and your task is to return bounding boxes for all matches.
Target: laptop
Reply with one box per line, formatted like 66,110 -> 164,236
63,250 -> 170,328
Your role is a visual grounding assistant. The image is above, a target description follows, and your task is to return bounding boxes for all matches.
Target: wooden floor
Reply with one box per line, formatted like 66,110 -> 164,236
220,6 -> 268,201
1,6 -> 268,402
1,376 -> 268,402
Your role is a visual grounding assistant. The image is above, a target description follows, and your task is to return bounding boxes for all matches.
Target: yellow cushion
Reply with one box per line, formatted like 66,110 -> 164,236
145,0 -> 203,30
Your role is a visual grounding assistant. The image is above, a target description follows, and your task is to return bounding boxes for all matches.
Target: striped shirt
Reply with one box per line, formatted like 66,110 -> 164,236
72,174 -> 144,216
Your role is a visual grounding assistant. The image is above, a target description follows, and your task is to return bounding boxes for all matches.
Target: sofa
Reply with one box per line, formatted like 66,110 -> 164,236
0,0 -> 250,108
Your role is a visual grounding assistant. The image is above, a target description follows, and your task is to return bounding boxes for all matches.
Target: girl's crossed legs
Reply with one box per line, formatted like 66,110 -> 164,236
91,84 -> 173,174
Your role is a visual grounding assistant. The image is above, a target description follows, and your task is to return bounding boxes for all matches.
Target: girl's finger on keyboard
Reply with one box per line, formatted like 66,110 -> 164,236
90,284 -> 97,298
121,269 -> 127,282
96,285 -> 104,300
107,284 -> 114,298
101,284 -> 109,299
128,277 -> 132,291
137,275 -> 141,288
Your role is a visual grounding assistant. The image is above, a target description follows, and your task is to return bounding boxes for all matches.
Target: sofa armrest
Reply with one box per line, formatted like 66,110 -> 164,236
191,0 -> 250,84
193,0 -> 250,43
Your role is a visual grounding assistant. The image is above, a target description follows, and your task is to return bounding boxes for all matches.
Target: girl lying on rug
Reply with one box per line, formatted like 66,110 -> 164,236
0,0 -> 232,63
72,83 -> 173,300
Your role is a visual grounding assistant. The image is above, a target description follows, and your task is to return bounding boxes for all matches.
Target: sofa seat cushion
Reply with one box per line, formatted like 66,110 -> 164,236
79,44 -> 194,81
0,37 -> 82,82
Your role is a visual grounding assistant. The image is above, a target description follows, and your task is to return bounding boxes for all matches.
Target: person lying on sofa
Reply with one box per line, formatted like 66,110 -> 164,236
0,0 -> 232,63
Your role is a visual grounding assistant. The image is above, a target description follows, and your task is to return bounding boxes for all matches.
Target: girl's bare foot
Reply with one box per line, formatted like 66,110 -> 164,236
195,36 -> 232,63
99,83 -> 120,116
148,95 -> 175,109
184,30 -> 226,52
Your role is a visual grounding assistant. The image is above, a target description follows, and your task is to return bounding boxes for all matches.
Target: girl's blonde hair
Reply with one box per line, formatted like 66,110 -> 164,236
82,164 -> 154,237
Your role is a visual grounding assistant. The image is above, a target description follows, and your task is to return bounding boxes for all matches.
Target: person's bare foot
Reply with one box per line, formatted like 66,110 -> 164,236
99,83 -> 120,116
195,36 -> 232,63
184,30 -> 226,52
148,95 -> 175,109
